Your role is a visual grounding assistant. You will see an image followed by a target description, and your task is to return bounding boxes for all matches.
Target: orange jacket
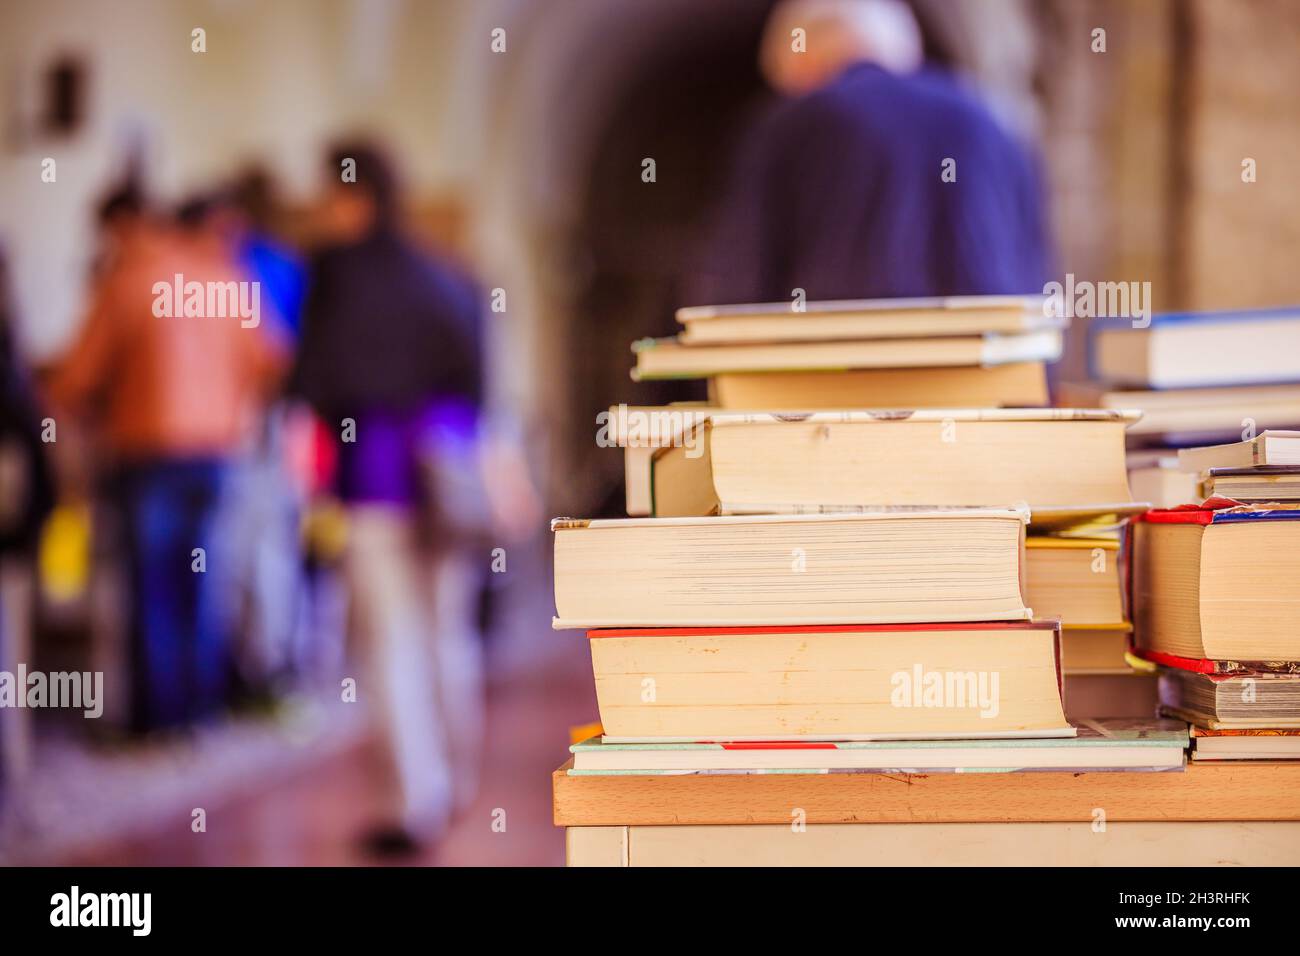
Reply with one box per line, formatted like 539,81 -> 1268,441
45,232 -> 288,459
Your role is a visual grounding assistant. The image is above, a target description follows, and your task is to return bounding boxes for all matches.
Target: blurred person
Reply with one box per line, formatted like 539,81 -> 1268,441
692,0 -> 1052,304
227,168 -> 308,341
0,248 -> 54,802
291,143 -> 486,855
174,191 -> 309,701
89,180 -> 149,281
0,249 -> 54,579
41,184 -> 288,735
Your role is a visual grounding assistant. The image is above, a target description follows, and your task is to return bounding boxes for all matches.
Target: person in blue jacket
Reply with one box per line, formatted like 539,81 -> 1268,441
692,0 -> 1053,305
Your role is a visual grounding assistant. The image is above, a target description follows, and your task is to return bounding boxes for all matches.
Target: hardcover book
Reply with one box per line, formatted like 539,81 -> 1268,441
552,509 -> 1031,629
1057,381 -> 1300,440
583,621 -> 1070,742
709,362 -> 1049,409
1132,503 -> 1300,662
1160,669 -> 1300,730
1203,466 -> 1300,502
1191,727 -> 1300,761
632,329 -> 1062,380
648,408 -> 1139,519
1177,430 -> 1300,472
569,718 -> 1185,774
675,295 -> 1056,345
1090,306 -> 1300,389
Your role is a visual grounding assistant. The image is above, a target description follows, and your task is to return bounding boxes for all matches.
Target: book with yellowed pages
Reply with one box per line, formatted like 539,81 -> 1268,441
1203,467 -> 1300,502
648,409 -> 1139,519
1191,727 -> 1300,761
632,328 -> 1062,381
623,445 -> 655,516
584,621 -> 1070,742
1176,430 -> 1300,473
552,509 -> 1031,629
675,295 -> 1056,345
1056,381 -> 1300,439
710,362 -> 1049,409
568,719 -> 1184,773
1023,534 -> 1136,673
1160,669 -> 1300,730
1060,628 -> 1134,675
1024,536 -> 1126,627
611,397 -> 1056,515
1133,505 -> 1300,663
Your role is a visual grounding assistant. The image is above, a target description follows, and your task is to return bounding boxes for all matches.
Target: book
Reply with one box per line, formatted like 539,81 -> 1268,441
1191,727 -> 1300,761
631,329 -> 1062,380
1061,627 -> 1135,674
1203,466 -> 1300,502
1134,647 -> 1300,676
567,821 -> 1300,867
1160,669 -> 1300,729
709,362 -> 1049,409
1132,505 -> 1300,661
568,719 -> 1184,773
649,409 -> 1138,518
552,759 -> 1300,827
1056,381 -> 1300,439
1126,449 -> 1199,508
613,392 -> 1052,514
583,621 -> 1069,741
1024,536 -> 1126,626
1091,307 -> 1300,388
623,445 -> 654,516
551,509 -> 1031,629
1177,430 -> 1300,472
675,295 -> 1057,345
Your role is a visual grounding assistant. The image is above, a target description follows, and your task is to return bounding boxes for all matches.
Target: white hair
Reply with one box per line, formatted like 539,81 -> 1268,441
761,0 -> 924,93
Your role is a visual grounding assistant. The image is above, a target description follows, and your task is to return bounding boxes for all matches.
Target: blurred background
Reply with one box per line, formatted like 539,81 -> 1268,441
0,0 -> 1297,865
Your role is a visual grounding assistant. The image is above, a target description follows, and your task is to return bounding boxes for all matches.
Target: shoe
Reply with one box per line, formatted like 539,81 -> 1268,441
359,825 -> 430,861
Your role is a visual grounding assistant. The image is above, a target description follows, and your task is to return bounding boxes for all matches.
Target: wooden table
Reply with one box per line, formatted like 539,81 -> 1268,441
554,760 -> 1300,865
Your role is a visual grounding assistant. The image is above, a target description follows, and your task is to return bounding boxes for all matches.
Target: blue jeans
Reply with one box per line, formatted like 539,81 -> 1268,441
109,459 -> 230,733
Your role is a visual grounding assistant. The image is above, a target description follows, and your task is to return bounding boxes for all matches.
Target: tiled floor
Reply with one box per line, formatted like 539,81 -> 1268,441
37,646 -> 597,867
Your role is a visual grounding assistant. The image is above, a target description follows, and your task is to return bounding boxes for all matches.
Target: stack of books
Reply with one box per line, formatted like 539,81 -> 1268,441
615,296 -> 1062,516
1178,430 -> 1300,504
612,294 -> 1157,713
553,506 -> 1186,774
1058,306 -> 1300,507
1132,432 -> 1300,762
634,295 -> 1062,409
556,296 -> 1182,789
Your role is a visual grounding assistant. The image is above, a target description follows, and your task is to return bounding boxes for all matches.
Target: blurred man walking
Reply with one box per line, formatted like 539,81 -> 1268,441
694,0 -> 1052,304
292,144 -> 486,854
44,187 -> 287,734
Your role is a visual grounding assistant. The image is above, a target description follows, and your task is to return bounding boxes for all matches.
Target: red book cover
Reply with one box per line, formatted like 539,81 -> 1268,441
1136,498 -> 1300,524
1134,646 -> 1300,676
1135,505 -> 1217,525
